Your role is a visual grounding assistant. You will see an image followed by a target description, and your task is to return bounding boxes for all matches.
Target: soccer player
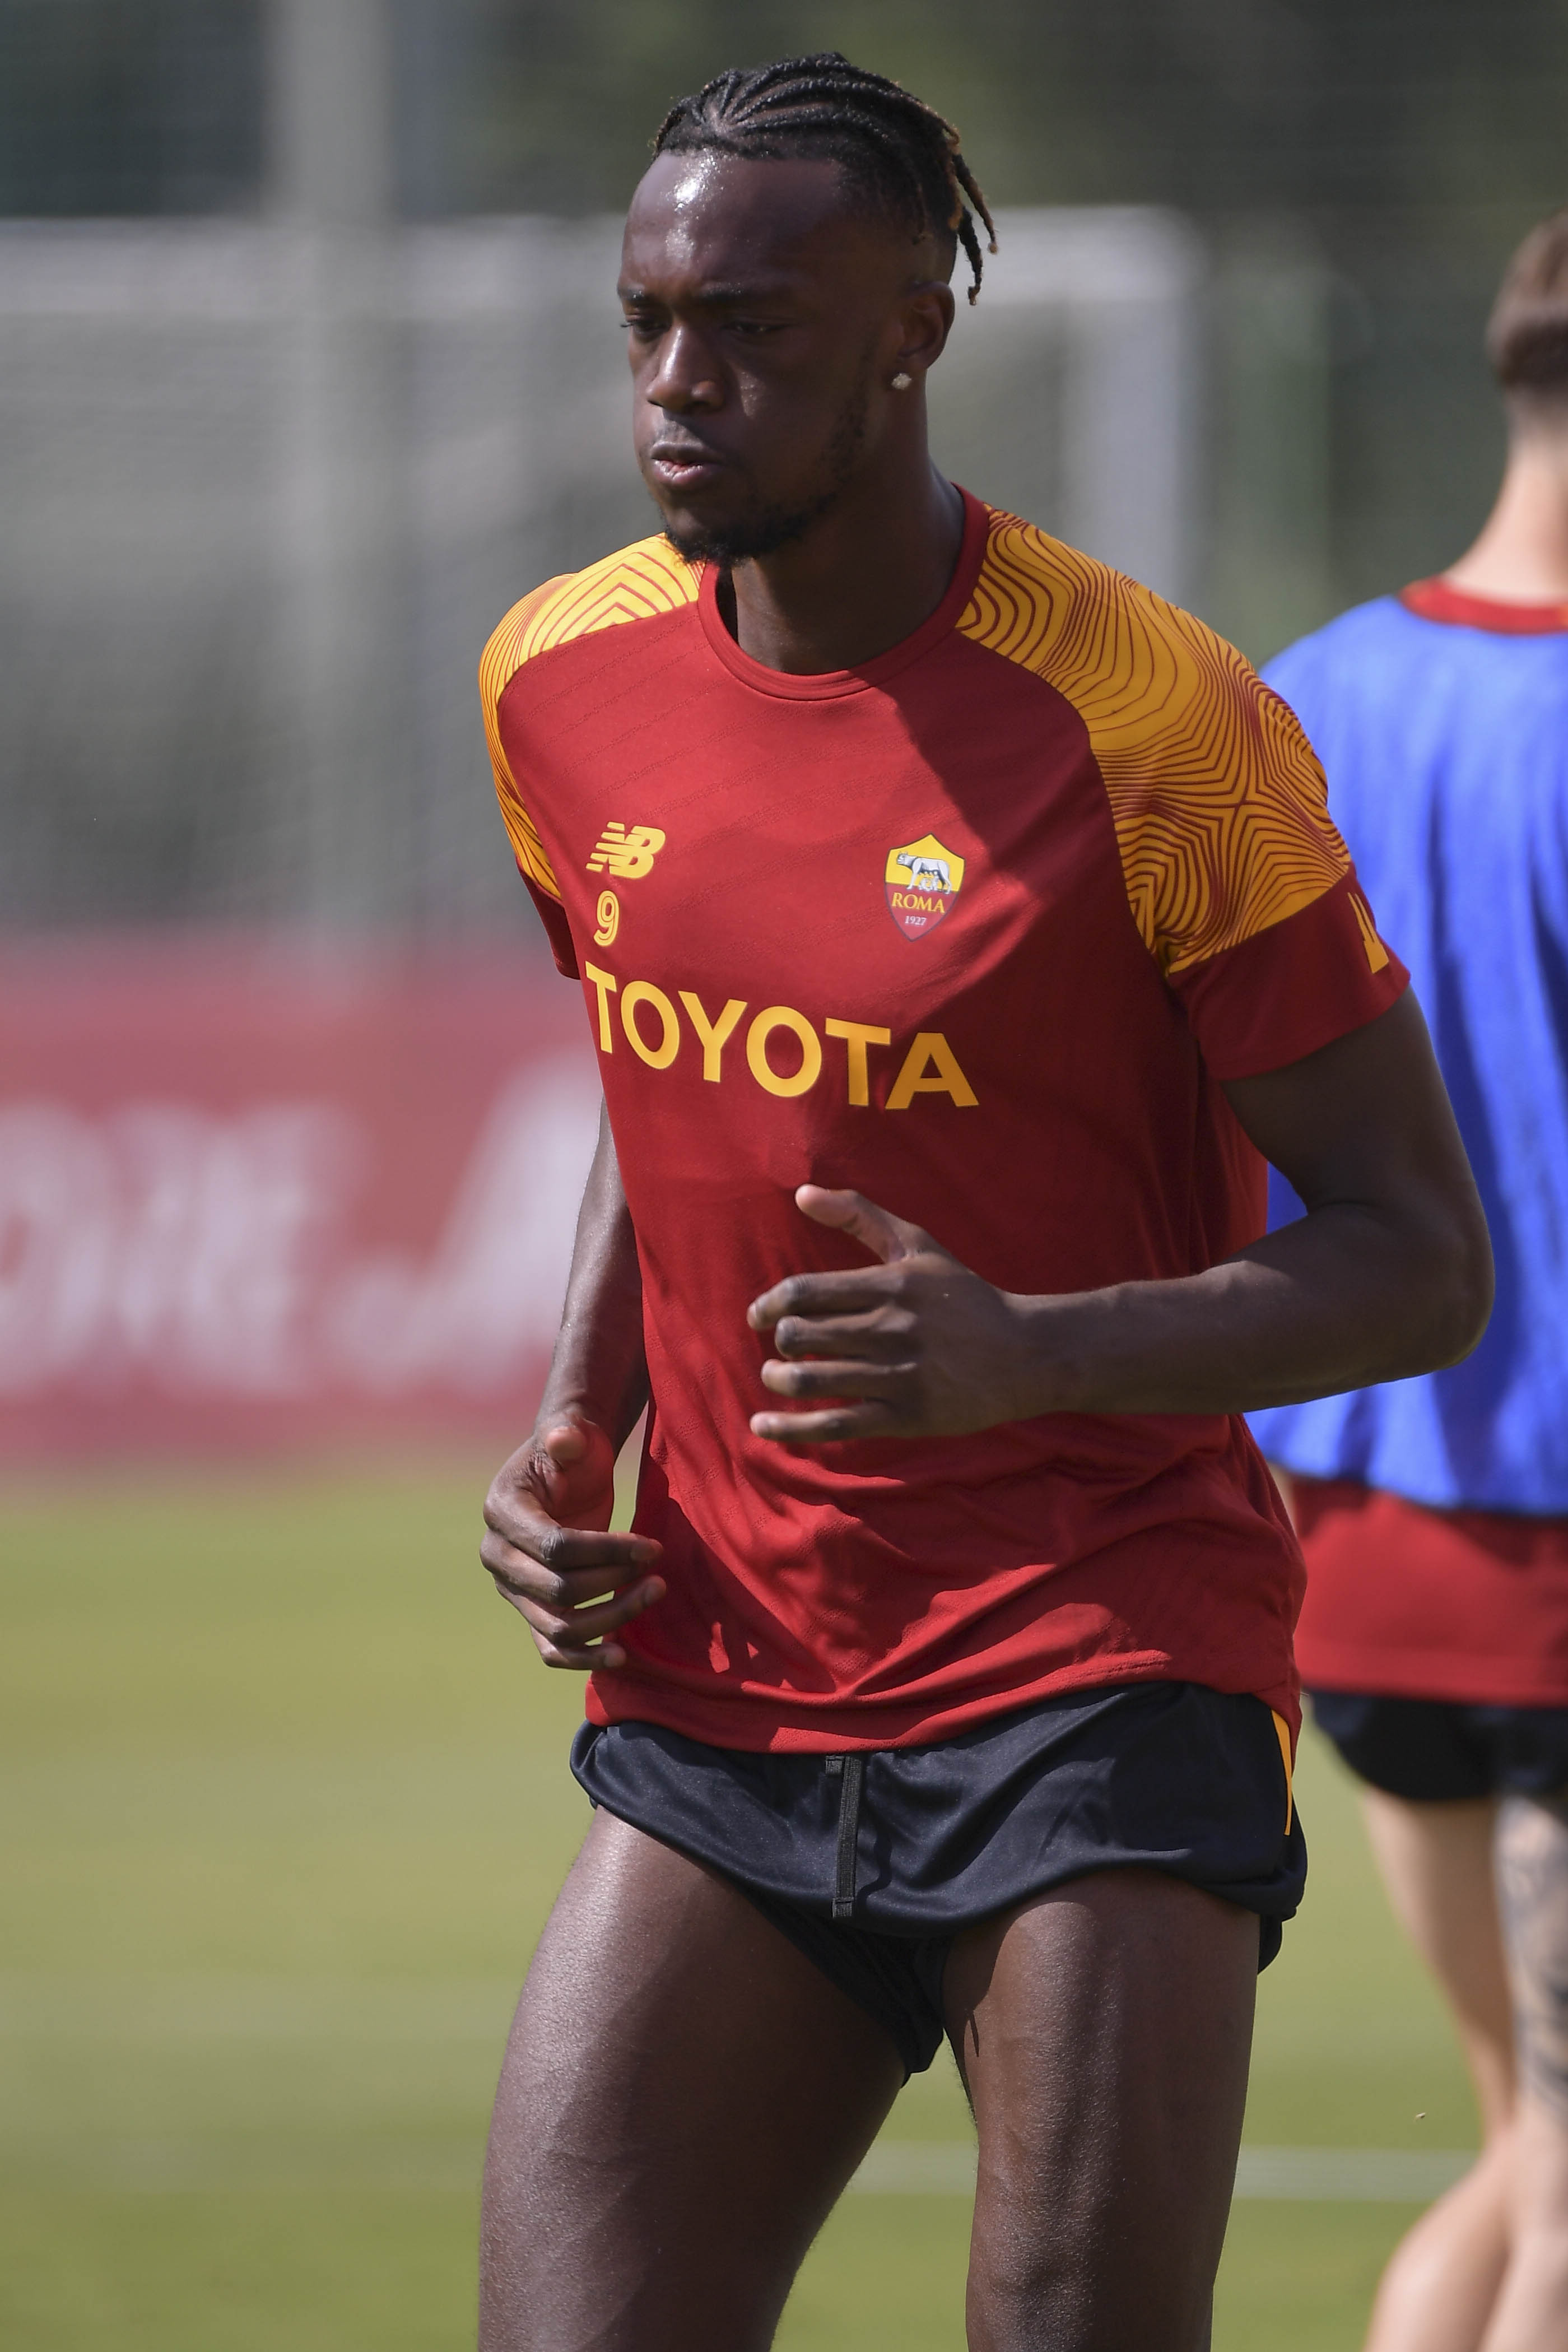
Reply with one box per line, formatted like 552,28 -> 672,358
1251,211 -> 1568,2352
475,55 -> 1491,2352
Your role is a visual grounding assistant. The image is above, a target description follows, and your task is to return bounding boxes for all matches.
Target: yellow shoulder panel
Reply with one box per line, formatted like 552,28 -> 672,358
478,537 -> 700,902
956,512 -> 1351,974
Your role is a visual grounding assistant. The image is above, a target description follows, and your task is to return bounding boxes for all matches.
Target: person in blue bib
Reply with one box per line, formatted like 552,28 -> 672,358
1253,210 -> 1568,2352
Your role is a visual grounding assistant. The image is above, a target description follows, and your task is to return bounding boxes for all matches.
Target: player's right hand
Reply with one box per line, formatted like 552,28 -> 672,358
480,1419 -> 664,1671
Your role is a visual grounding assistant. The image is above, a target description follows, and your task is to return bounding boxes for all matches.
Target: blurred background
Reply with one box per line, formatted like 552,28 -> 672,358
2,4 -> 1565,2347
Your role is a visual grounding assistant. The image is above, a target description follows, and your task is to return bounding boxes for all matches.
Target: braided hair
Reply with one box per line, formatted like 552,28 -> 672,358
652,54 -> 997,305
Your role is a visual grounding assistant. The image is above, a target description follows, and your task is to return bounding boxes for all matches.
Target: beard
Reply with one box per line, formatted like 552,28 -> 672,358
658,372 -> 871,567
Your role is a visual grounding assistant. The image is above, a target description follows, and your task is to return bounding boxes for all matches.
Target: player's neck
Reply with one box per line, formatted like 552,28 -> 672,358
1445,421 -> 1568,604
719,455 -> 966,675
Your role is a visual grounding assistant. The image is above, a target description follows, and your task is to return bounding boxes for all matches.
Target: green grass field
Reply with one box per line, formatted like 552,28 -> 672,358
1,1468 -> 1479,2349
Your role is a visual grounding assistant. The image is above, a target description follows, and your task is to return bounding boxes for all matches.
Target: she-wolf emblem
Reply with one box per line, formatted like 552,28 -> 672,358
896,853 -> 952,891
883,831 -> 967,941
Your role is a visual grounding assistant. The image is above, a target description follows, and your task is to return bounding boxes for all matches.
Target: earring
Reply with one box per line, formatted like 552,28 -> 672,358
891,371 -> 913,391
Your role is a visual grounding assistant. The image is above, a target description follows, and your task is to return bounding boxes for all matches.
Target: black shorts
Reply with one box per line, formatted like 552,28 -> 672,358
571,1680 -> 1306,2078
1310,1689 -> 1568,1803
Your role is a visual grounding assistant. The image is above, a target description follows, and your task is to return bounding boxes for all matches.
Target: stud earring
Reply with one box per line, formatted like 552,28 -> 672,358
891,371 -> 913,391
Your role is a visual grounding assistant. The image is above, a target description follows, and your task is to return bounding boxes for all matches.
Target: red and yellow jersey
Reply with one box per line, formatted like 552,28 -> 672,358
480,492 -> 1406,1751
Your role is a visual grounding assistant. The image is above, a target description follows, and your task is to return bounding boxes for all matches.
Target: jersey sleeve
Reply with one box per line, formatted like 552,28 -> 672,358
1142,654 -> 1410,1077
1089,596 -> 1407,1078
1171,863 -> 1407,1079
957,515 -> 1407,1077
478,579 -> 579,978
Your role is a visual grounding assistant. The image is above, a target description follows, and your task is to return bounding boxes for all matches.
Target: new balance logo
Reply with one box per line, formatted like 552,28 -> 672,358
587,822 -> 666,880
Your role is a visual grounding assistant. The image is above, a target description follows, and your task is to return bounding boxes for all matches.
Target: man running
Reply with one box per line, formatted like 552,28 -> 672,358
476,54 -> 1491,2352
1252,209 -> 1568,2352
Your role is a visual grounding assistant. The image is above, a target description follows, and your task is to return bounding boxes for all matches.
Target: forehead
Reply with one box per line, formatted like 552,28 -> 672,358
620,150 -> 901,298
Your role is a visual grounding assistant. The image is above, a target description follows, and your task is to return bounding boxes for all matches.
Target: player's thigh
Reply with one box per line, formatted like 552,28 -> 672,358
1363,1790 -> 1514,2126
945,1867 -> 1257,2352
482,1807 -> 904,2352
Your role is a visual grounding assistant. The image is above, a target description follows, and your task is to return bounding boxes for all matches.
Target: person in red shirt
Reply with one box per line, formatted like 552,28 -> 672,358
474,55 -> 1491,2352
1253,211 -> 1568,2352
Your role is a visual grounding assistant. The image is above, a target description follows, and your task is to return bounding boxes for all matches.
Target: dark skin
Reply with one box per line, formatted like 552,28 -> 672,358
477,150 -> 1494,2351
481,1812 -> 1254,2352
621,149 -> 966,670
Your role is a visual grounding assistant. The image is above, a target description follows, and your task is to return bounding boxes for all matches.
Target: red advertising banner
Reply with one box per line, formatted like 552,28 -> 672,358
0,940 -> 599,1462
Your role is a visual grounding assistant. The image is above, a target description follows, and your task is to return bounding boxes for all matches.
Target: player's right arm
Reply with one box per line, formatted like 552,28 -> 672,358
480,1107 -> 664,1670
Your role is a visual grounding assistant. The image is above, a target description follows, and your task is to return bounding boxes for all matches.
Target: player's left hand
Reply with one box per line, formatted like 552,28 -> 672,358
746,1186 -> 1034,1444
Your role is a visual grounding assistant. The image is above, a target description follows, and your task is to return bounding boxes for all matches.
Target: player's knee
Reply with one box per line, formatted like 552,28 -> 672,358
967,2230 -> 1209,2352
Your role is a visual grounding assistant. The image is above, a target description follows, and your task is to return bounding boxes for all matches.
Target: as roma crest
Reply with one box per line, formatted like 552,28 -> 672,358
885,833 -> 966,940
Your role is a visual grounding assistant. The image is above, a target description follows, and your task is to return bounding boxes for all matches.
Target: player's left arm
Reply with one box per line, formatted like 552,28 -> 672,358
747,989 -> 1492,1442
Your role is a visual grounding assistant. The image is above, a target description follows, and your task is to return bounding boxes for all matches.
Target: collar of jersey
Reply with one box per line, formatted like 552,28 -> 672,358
696,487 -> 992,698
1402,575 -> 1568,635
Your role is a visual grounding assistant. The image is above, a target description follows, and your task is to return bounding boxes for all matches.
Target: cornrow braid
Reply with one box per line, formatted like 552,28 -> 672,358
652,53 -> 998,305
